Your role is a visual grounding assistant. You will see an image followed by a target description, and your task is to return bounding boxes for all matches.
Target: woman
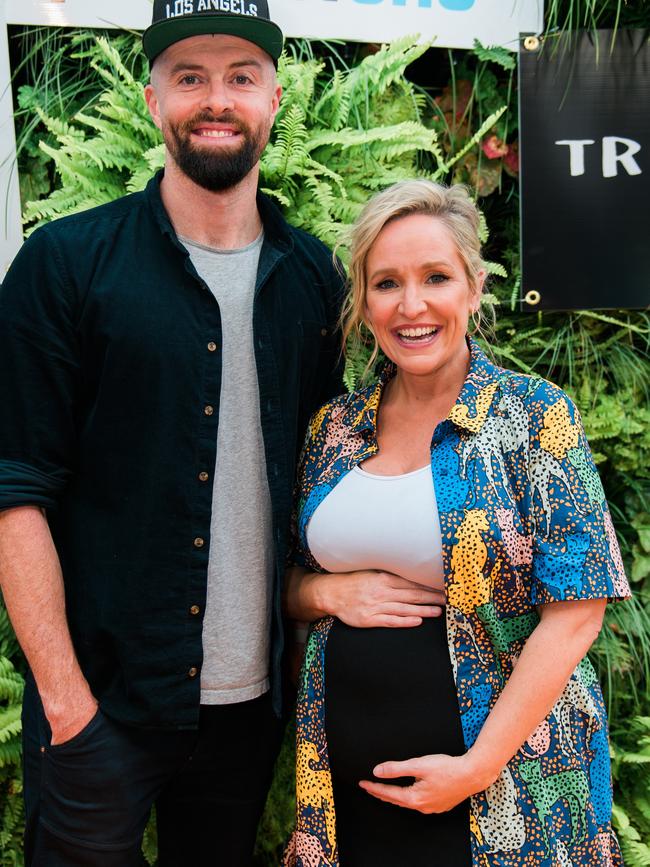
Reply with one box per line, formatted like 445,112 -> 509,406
283,180 -> 629,867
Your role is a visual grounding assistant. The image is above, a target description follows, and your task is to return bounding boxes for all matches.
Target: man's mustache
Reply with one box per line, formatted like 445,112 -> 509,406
177,112 -> 246,135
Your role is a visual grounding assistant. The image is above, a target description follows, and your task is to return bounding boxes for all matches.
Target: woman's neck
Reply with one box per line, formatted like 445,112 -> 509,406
384,346 -> 471,421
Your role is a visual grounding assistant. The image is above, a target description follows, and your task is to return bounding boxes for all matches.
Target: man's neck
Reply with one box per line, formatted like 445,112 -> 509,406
160,159 -> 263,250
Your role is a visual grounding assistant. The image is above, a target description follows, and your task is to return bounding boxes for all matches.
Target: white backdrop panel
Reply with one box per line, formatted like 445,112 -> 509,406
2,0 -> 543,268
6,0 -> 542,51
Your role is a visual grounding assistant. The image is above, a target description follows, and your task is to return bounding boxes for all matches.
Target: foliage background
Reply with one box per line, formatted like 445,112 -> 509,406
2,2 -> 649,863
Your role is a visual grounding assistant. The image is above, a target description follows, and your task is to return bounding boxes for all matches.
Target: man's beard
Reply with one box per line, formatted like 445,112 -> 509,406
165,112 -> 268,192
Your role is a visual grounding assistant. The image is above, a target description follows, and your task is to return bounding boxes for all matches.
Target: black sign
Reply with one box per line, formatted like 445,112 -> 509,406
519,29 -> 650,311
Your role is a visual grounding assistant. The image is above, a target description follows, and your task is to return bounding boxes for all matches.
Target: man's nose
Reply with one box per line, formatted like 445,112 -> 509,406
200,80 -> 235,115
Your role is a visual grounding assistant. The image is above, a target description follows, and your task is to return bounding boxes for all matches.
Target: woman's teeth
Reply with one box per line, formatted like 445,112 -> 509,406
397,327 -> 438,341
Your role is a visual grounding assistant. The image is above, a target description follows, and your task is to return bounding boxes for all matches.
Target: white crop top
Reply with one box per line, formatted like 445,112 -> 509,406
306,463 -> 445,590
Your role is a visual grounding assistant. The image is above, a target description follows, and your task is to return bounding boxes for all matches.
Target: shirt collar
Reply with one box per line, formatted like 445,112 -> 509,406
448,338 -> 503,434
144,171 -> 294,255
348,337 -> 502,438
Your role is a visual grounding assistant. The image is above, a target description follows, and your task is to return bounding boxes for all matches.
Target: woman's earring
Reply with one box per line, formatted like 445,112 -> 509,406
469,307 -> 482,336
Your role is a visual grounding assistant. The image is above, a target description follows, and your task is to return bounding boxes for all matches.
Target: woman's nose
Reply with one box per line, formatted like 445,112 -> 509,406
398,287 -> 428,318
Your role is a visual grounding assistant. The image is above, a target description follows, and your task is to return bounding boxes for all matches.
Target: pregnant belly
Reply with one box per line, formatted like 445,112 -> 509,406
324,615 -> 465,786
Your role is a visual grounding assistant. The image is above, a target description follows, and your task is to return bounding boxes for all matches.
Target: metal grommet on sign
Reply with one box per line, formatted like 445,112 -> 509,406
524,290 -> 541,307
523,35 -> 540,52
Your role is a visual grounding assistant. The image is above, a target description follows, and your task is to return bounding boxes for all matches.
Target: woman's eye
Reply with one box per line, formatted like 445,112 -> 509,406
427,273 -> 449,284
375,279 -> 397,290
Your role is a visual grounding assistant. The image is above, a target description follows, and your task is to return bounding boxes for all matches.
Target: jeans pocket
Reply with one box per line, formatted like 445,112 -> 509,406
49,707 -> 103,753
42,710 -> 143,849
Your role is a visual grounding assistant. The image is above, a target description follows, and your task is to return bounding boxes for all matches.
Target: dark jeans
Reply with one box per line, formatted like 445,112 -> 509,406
22,675 -> 283,866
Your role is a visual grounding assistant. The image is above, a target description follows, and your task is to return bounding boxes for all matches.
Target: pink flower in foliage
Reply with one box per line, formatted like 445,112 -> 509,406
482,134 -> 509,159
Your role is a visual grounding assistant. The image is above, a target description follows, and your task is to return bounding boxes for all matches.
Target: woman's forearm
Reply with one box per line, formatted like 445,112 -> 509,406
465,597 -> 606,790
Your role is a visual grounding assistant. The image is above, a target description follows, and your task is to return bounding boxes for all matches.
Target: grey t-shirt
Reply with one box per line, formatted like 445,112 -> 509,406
181,232 -> 273,705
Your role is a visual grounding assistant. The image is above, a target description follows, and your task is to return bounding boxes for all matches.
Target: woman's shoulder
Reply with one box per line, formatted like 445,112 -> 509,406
497,366 -> 576,412
494,366 -> 584,441
306,379 -> 381,442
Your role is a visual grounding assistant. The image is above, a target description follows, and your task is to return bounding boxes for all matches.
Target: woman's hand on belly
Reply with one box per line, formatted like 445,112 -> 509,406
359,752 -> 485,814
312,569 -> 446,628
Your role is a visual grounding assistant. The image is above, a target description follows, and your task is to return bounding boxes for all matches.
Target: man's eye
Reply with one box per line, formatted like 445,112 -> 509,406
181,75 -> 199,85
234,74 -> 252,85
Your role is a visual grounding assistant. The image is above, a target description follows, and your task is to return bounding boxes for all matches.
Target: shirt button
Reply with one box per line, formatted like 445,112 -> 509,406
188,667 -> 199,678
204,405 -> 214,416
190,605 -> 201,616
198,471 -> 209,482
321,328 -> 328,337
207,342 -> 217,352
194,537 -> 205,548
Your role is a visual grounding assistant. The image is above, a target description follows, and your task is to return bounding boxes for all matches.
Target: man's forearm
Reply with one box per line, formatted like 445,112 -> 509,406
0,506 -> 95,739
284,566 -> 329,621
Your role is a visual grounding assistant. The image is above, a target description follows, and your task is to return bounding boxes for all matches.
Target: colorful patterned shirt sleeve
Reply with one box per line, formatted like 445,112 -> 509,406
526,380 -> 631,605
287,423 -> 314,569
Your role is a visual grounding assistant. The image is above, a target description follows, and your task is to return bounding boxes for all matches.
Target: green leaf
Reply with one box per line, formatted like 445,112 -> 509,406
472,39 -> 517,70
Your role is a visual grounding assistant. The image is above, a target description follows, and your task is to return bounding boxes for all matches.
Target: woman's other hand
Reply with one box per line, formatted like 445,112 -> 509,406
284,565 -> 445,627
359,752 -> 490,813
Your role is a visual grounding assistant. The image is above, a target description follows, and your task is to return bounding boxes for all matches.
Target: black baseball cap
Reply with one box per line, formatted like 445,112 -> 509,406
143,0 -> 284,65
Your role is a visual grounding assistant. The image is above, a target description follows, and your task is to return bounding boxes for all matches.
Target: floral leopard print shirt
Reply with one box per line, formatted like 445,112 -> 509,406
284,338 -> 630,867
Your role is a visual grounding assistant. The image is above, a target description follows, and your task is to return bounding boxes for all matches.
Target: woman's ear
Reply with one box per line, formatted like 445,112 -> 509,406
472,269 -> 487,312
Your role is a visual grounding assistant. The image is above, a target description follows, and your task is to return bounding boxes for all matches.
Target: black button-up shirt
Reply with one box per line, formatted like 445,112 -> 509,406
0,173 -> 344,728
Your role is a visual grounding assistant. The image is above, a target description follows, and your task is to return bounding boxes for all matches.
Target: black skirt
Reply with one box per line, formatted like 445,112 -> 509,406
324,615 -> 471,866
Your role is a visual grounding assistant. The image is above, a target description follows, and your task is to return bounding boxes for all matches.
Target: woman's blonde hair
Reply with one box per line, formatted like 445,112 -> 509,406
340,179 -> 488,376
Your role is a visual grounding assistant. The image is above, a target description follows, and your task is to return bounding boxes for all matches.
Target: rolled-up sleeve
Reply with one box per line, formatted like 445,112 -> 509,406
0,227 -> 80,510
528,382 -> 631,605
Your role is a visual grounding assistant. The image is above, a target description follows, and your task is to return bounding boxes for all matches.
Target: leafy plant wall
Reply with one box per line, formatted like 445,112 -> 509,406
2,6 -> 649,864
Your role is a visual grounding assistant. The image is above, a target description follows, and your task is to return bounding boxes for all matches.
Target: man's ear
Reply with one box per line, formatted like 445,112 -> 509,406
270,83 -> 282,125
144,84 -> 162,131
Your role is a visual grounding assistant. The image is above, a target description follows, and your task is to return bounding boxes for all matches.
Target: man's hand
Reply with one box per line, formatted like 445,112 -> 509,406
310,570 -> 445,628
359,752 -> 490,814
0,507 -> 100,748
44,682 -> 99,747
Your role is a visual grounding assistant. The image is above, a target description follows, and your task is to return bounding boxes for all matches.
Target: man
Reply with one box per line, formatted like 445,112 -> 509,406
0,2 -> 343,864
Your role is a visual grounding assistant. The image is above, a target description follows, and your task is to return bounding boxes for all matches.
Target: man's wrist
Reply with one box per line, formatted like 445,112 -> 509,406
304,571 -> 330,620
38,671 -> 95,723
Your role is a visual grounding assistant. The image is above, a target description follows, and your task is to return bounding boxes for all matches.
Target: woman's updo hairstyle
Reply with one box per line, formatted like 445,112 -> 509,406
340,180 -> 488,377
